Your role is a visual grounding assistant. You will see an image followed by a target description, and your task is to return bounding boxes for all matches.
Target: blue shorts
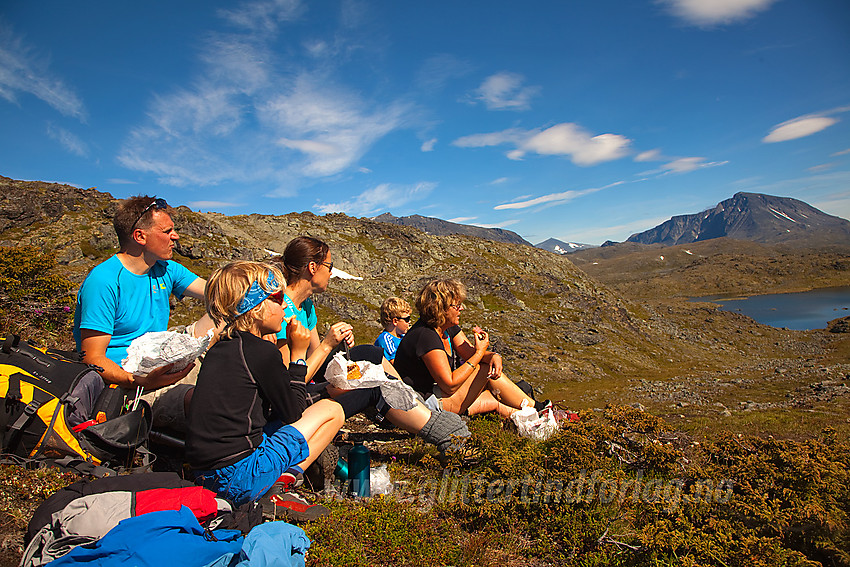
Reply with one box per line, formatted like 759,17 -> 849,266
194,423 -> 309,506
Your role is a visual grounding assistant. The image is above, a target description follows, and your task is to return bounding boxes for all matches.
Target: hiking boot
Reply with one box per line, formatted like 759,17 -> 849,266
268,491 -> 330,521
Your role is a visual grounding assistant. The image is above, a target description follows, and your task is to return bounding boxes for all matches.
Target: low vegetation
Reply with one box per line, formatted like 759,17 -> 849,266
0,245 -> 75,349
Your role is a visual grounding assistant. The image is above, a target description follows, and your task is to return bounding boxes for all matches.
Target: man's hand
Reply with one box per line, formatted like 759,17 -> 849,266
134,362 -> 195,390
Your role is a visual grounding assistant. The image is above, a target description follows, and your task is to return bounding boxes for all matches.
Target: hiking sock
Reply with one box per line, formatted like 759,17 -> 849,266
418,410 -> 470,454
277,466 -> 304,488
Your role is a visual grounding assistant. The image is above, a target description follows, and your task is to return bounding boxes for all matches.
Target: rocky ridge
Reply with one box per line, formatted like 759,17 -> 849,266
2,175 -> 848,430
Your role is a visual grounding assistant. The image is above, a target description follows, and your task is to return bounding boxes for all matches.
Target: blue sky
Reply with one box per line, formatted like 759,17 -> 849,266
2,0 -> 849,245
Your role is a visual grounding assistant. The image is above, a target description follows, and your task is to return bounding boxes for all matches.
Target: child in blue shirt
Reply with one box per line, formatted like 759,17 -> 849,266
374,297 -> 412,364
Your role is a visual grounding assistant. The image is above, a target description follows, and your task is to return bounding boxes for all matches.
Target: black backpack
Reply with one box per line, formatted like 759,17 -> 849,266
0,334 -> 151,472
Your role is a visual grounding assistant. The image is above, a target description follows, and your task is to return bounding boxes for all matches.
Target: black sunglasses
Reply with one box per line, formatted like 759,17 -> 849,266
131,198 -> 168,231
397,315 -> 411,322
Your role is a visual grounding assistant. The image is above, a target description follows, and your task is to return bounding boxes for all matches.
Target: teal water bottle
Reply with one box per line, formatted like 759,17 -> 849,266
348,443 -> 370,497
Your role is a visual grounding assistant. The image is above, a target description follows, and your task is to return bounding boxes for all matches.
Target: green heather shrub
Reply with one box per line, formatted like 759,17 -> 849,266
304,405 -> 850,567
0,245 -> 75,347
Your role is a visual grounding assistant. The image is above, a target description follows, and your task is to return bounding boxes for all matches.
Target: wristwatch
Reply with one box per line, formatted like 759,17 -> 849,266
291,358 -> 307,367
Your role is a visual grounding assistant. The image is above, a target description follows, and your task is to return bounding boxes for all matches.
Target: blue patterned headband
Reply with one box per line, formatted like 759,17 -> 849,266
235,271 -> 279,316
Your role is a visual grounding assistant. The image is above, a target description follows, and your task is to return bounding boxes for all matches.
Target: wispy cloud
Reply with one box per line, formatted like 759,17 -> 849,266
190,200 -> 244,208
473,219 -> 520,229
106,178 -> 138,185
448,216 -> 476,223
495,182 -> 624,210
632,147 -> 726,175
634,149 -> 662,162
315,181 -> 435,216
763,113 -> 839,143
217,0 -> 303,33
0,21 -> 86,121
454,123 -> 631,166
421,138 -> 437,152
118,0 -> 413,193
415,54 -> 473,92
472,72 -> 540,111
656,0 -> 777,27
832,148 -> 850,157
807,163 -> 836,173
660,156 -> 728,173
490,177 -> 509,185
46,123 -> 88,157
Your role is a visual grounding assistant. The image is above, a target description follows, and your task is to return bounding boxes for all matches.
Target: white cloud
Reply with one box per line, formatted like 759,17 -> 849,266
421,138 -> 437,152
315,181 -> 435,216
832,148 -> 850,157
217,0 -> 303,33
521,124 -> 631,165
763,115 -> 839,143
0,22 -> 86,121
473,219 -> 520,229
190,200 -> 243,208
473,72 -> 540,111
490,177 -> 509,185
260,76 -> 410,178
106,178 -> 138,185
46,123 -> 88,157
453,123 -> 631,166
118,2 -> 412,192
452,128 -> 528,149
662,156 -> 727,173
807,163 -> 836,173
657,0 -> 777,26
448,216 -> 476,223
635,149 -> 663,162
495,181 -> 623,210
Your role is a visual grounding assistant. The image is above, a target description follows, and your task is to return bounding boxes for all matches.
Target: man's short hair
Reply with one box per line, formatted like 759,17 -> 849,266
380,296 -> 411,326
113,195 -> 170,248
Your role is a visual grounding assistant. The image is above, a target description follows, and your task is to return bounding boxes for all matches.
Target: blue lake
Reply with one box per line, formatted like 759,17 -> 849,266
692,286 -> 850,330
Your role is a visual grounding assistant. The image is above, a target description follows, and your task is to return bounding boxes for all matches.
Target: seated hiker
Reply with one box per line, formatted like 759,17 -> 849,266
73,195 -> 218,430
394,278 -> 549,418
186,261 -> 344,506
271,236 -> 471,458
374,296 -> 411,364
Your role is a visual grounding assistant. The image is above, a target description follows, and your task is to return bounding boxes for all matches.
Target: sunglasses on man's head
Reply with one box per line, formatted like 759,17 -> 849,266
131,198 -> 168,231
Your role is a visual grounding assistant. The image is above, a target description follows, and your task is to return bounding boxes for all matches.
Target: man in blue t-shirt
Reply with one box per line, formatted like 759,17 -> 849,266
73,196 -> 215,426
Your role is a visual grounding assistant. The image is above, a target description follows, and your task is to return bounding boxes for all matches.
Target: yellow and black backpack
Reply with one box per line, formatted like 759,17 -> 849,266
0,334 -> 151,473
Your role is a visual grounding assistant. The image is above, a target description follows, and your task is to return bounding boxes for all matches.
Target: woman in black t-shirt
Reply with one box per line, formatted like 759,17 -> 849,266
394,278 -> 539,417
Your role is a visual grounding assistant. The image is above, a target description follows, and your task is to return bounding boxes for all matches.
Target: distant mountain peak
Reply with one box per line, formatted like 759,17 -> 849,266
535,237 -> 597,254
625,192 -> 850,247
372,212 -> 532,246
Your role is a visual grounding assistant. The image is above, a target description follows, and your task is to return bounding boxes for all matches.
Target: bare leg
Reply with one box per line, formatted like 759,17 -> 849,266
384,402 -> 431,433
291,399 -> 345,469
465,389 -> 517,418
486,374 -> 535,410
439,364 -> 493,415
